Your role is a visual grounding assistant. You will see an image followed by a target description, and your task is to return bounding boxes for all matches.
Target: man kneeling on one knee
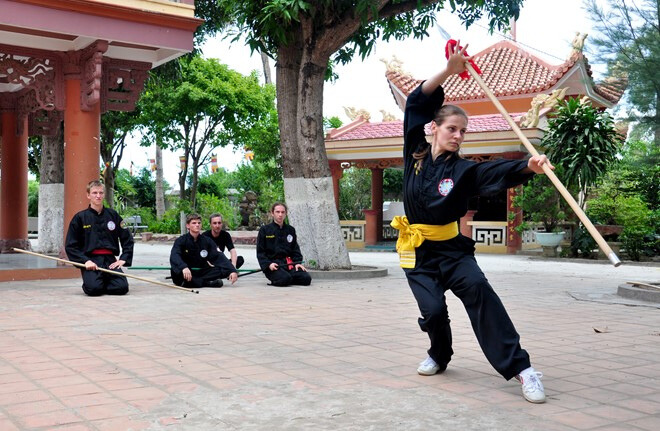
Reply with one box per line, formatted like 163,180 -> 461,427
170,213 -> 238,288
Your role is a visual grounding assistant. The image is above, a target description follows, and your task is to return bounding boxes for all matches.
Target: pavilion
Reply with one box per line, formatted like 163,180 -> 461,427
0,0 -> 201,280
326,38 -> 625,253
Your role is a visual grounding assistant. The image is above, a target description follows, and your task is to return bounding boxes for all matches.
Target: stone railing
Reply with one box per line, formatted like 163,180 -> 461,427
340,220 -> 366,248
469,221 -> 508,253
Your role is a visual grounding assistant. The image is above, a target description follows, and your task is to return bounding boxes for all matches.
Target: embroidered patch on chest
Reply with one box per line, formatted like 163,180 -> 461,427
287,234 -> 293,243
438,178 -> 454,196
107,221 -> 116,231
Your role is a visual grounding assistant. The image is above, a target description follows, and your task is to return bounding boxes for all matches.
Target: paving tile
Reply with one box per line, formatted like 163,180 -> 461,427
1,249 -> 658,430
75,402 -> 139,421
16,409 -> 83,429
545,409 -> 613,429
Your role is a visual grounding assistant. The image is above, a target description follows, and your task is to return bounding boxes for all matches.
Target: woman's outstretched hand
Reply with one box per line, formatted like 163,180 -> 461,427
526,155 -> 555,174
446,40 -> 473,76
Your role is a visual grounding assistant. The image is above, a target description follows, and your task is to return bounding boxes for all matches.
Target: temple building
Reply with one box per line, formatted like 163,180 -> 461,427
0,0 -> 201,280
326,38 -> 625,253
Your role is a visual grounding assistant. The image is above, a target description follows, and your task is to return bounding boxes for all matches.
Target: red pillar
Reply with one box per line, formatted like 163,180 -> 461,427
507,186 -> 523,254
0,112 -> 30,252
370,167 -> 384,242
329,161 -> 344,212
63,78 -> 100,245
460,209 -> 477,238
363,209 -> 378,246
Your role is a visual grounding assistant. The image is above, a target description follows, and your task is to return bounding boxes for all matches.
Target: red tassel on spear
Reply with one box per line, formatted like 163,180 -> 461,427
443,38 -> 620,266
444,39 -> 482,79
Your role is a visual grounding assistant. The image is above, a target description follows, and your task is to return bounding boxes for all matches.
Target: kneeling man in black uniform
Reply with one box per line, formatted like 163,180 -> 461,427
256,202 -> 311,287
170,213 -> 238,288
65,180 -> 134,296
202,213 -> 244,269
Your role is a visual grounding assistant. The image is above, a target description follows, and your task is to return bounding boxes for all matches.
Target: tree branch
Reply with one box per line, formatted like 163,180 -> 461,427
319,0 -> 439,59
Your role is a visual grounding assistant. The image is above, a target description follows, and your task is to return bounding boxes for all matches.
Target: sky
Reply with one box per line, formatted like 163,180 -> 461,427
122,0 -> 607,186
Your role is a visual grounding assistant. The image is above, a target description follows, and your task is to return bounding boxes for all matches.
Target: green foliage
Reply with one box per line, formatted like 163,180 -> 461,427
195,192 -> 240,230
603,140 -> 659,211
383,169 -> 404,200
339,167 -> 371,220
512,172 -> 569,233
586,0 -> 660,141
231,160 -> 284,215
542,97 -> 622,200
113,168 -> 158,210
324,116 -> 343,131
122,206 -> 156,230
138,54 -> 278,208
148,208 -> 184,235
28,180 -> 39,217
570,226 -> 597,259
586,193 -> 657,261
225,0 -> 522,78
197,168 -> 233,198
27,136 -> 41,179
583,139 -> 659,260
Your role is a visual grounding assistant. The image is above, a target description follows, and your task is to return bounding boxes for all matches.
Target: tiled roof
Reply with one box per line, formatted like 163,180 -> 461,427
385,40 -> 626,104
326,113 -> 524,141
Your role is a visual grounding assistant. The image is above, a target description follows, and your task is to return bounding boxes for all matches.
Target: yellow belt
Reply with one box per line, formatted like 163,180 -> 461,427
390,216 -> 459,268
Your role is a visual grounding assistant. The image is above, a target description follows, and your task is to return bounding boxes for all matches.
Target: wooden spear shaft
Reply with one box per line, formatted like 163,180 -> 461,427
12,248 -> 199,294
464,63 -> 621,267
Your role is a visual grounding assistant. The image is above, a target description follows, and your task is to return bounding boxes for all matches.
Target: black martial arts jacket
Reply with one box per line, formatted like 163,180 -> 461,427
170,233 -> 236,274
65,206 -> 134,265
403,84 -> 535,227
256,222 -> 304,271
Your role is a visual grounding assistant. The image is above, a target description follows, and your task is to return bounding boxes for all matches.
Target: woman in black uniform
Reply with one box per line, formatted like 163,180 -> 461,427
392,42 -> 553,403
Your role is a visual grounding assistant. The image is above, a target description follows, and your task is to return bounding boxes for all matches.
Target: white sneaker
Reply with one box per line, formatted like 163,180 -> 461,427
417,356 -> 441,376
517,367 -> 546,403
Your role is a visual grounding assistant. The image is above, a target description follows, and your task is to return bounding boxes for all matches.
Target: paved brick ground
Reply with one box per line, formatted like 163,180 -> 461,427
0,245 -> 658,430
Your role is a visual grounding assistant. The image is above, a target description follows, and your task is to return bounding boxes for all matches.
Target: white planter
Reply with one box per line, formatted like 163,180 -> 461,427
535,232 -> 565,257
535,231 -> 565,247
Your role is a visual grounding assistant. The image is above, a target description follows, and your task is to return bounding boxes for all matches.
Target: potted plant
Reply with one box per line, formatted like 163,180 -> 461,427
512,173 -> 568,256
584,194 -> 623,240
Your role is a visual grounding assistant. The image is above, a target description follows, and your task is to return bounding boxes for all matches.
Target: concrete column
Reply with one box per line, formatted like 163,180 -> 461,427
0,113 -> 30,252
370,168 -> 384,242
63,78 -> 100,245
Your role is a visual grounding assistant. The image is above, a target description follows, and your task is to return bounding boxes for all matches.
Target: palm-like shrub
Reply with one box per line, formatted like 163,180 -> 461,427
542,97 -> 622,207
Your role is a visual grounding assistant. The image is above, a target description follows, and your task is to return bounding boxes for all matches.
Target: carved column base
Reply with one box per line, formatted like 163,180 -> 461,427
0,239 -> 32,254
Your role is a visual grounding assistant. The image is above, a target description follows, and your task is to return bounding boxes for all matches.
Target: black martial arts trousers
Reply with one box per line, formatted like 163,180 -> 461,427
265,267 -> 312,287
170,266 -> 227,288
80,254 -> 129,296
404,244 -> 531,380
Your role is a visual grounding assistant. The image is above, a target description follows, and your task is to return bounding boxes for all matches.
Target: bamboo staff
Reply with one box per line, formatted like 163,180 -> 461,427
12,248 -> 199,293
237,261 -> 305,278
462,62 -> 621,267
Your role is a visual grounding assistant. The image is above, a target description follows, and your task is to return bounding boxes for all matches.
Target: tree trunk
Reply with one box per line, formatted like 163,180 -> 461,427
38,122 -> 64,254
155,145 -> 165,220
102,165 -> 115,209
99,126 -> 115,209
260,51 -> 272,85
276,39 -> 350,270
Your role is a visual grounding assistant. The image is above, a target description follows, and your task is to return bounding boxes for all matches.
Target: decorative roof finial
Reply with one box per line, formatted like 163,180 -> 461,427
571,32 -> 588,54
379,110 -> 397,121
343,106 -> 371,121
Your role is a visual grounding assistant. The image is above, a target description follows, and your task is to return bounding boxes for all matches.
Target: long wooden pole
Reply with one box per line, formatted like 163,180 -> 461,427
12,248 -> 199,293
464,63 -> 621,267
